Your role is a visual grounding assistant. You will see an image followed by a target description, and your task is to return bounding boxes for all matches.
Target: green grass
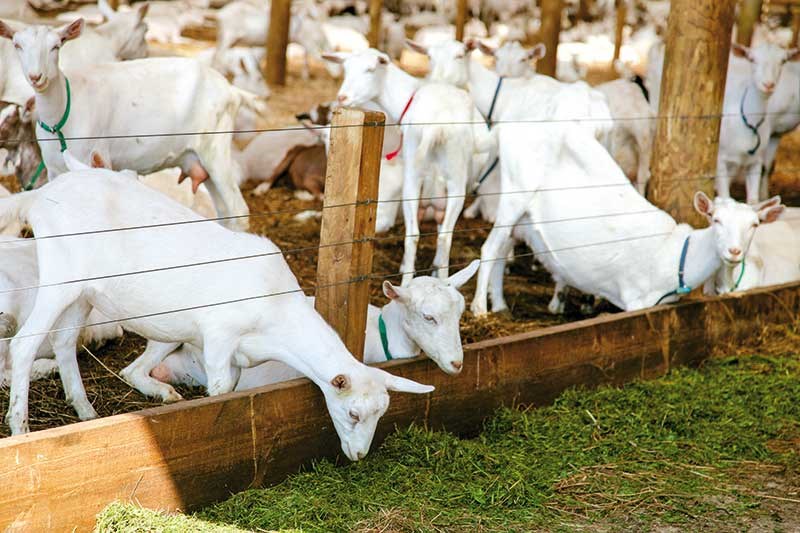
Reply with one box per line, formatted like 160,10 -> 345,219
97,352 -> 800,532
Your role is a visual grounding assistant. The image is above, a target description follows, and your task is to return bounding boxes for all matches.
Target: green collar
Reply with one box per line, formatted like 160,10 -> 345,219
26,77 -> 71,191
732,258 -> 746,291
378,313 -> 393,361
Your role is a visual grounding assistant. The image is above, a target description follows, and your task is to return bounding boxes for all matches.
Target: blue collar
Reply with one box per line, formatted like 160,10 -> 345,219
378,313 -> 393,361
656,236 -> 693,305
486,76 -> 504,127
740,87 -> 765,156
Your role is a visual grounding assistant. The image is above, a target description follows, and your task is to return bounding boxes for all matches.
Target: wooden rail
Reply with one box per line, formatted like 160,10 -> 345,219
2,282 -> 800,531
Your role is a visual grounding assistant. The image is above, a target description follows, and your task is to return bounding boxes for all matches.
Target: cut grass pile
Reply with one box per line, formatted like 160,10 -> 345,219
97,327 -> 800,532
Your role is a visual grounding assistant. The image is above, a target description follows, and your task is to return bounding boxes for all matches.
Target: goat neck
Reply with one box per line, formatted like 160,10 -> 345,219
377,63 -> 422,122
680,225 -> 724,292
35,72 -> 68,130
373,300 -> 419,361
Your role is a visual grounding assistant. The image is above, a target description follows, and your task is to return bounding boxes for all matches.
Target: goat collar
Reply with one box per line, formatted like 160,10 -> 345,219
385,90 -> 416,161
740,87 -> 765,156
486,76 -> 504,127
26,77 -> 71,191
378,313 -> 393,361
656,236 -> 693,305
732,258 -> 746,292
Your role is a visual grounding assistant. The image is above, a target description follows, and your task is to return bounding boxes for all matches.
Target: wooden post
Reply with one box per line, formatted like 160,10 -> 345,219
613,0 -> 627,61
266,0 -> 291,86
315,109 -> 385,361
537,0 -> 562,77
577,0 -> 595,21
455,0 -> 468,42
649,0 -> 737,226
736,0 -> 762,46
792,6 -> 800,47
367,0 -> 382,48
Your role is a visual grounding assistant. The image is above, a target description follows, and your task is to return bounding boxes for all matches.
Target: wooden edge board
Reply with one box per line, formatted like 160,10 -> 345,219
1,282 -> 799,531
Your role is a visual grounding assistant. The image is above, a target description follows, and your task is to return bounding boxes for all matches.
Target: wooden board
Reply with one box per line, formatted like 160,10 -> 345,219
2,282 -> 800,531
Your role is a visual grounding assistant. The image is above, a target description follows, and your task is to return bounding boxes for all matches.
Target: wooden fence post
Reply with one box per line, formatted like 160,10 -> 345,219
367,0 -> 382,48
537,0 -> 562,77
266,0 -> 291,86
315,109 -> 385,361
577,0 -> 595,21
649,0 -> 737,226
455,0 -> 468,41
613,0 -> 627,61
792,5 -> 800,47
736,0 -> 762,46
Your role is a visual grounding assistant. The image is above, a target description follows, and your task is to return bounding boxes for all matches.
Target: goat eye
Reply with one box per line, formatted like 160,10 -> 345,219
751,222 -> 758,228
712,218 -> 720,224
349,410 -> 360,422
423,314 -> 437,324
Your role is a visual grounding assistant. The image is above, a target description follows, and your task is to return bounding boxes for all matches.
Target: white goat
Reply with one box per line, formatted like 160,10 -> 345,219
0,235 -> 123,388
0,19 -> 262,231
0,168 -> 433,460
151,261 -> 479,388
483,41 -> 652,195
471,97 -> 784,316
705,201 -> 799,295
717,43 -> 799,204
763,61 -> 800,176
324,48 -> 492,284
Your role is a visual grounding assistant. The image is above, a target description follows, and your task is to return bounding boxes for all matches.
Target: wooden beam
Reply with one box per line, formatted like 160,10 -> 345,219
792,6 -> 800,47
367,0 -> 382,49
455,0 -> 468,42
315,109 -> 384,361
648,0 -> 737,226
537,0 -> 563,77
3,281 -> 800,531
613,0 -> 627,61
266,0 -> 291,86
736,0 -> 762,46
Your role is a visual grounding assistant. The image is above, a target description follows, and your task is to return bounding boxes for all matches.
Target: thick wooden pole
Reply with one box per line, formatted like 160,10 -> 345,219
266,0 -> 291,86
792,6 -> 800,47
577,0 -> 594,21
315,109 -> 385,361
736,0 -> 762,46
455,0 -> 467,41
367,0 -> 382,48
613,0 -> 626,61
649,0 -> 737,226
537,0 -> 562,77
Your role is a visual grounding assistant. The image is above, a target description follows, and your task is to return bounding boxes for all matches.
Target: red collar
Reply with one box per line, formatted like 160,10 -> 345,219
385,91 -> 416,161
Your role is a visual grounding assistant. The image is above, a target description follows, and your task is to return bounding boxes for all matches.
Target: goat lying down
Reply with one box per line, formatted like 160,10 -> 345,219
0,154 -> 433,461
151,260 -> 480,389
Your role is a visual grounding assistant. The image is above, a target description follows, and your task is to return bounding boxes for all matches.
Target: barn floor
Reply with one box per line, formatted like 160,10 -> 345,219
96,322 -> 800,532
1,54 -> 800,438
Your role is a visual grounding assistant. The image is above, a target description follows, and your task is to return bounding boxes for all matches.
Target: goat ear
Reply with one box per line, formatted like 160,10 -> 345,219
0,20 -> 16,40
476,40 -> 495,56
97,0 -> 115,19
379,369 -> 434,394
91,151 -> 110,169
321,52 -> 346,64
447,259 -> 480,289
693,191 -> 714,218
528,43 -> 546,61
731,43 -> 751,61
60,18 -> 84,43
787,48 -> 800,62
137,2 -> 150,21
330,373 -> 351,391
405,39 -> 428,56
757,195 -> 784,223
382,280 -> 408,302
22,97 -> 35,122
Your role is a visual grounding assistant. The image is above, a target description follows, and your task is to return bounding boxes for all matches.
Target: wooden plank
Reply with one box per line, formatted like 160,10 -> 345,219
613,0 -> 626,61
648,0 -> 736,225
266,0 -> 291,86
537,0 -> 563,77
455,0 -> 468,42
2,282 -> 800,531
736,0 -> 762,46
367,0 -> 382,48
792,6 -> 800,47
315,109 -> 385,361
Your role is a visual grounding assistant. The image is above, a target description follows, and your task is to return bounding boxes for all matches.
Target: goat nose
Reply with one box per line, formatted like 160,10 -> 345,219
764,82 -> 775,91
451,361 -> 463,371
29,74 -> 41,83
728,247 -> 742,256
337,94 -> 347,104
356,451 -> 366,460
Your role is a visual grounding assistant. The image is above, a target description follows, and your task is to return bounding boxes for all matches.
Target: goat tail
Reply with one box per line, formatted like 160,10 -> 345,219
414,124 -> 447,168
0,189 -> 37,232
232,86 -> 269,118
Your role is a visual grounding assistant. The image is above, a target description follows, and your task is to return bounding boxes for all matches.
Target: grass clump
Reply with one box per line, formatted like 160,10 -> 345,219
95,502 -> 260,533
99,343 -> 800,532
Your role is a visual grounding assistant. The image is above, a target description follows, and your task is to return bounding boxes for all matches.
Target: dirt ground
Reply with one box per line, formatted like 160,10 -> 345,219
1,43 -> 800,438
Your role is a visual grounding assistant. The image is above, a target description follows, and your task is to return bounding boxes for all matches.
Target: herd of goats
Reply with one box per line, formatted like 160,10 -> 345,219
0,0 -> 798,460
